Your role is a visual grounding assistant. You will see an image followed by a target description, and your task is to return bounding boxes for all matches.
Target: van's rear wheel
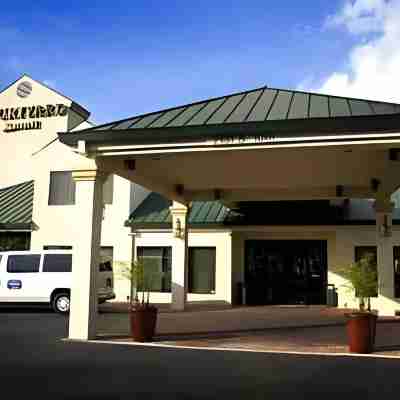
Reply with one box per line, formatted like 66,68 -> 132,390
52,292 -> 70,314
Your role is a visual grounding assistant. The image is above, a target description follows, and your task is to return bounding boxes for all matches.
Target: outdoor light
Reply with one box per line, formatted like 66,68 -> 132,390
380,214 -> 392,237
174,218 -> 184,239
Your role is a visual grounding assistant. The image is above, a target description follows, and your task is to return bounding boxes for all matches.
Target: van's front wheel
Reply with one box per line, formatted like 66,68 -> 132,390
52,292 -> 70,314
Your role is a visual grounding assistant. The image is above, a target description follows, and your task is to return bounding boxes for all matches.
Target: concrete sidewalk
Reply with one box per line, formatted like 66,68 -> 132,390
156,321 -> 400,356
96,304 -> 400,356
97,304 -> 348,337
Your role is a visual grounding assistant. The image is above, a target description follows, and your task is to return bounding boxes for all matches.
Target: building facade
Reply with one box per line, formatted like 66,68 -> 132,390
3,75 -> 400,322
0,75 -> 143,301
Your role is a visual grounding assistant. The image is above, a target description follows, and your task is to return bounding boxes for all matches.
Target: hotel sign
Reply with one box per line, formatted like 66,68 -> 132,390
1,104 -> 69,133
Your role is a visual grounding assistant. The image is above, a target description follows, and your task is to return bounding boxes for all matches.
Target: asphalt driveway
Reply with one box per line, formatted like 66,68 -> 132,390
1,308 -> 400,399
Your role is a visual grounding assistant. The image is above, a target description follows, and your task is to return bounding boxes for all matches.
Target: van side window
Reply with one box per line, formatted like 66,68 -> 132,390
7,255 -> 41,273
43,254 -> 72,273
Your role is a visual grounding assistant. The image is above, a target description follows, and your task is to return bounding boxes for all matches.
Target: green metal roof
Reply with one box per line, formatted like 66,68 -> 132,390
127,192 -> 400,228
0,181 -> 34,230
127,192 -> 240,227
59,86 -> 400,147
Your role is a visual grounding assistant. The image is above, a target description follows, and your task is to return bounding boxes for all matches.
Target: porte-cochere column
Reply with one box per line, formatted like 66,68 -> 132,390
170,201 -> 189,311
68,170 -> 106,340
374,197 -> 395,313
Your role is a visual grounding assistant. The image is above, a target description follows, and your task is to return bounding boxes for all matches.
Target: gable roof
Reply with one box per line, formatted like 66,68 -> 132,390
0,181 -> 34,231
0,74 -> 90,121
58,85 -> 400,147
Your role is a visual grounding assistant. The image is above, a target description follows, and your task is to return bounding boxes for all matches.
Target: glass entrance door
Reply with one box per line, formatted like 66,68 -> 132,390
245,240 -> 327,305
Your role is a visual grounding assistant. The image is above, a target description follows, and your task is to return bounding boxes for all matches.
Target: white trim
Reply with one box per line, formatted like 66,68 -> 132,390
96,131 -> 400,151
97,138 -> 400,156
79,339 -> 400,360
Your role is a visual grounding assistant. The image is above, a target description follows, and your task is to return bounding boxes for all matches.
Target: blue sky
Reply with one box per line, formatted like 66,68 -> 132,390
1,1 -> 371,123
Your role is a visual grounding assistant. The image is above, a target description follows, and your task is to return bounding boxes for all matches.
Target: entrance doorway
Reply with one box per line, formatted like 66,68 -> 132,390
245,240 -> 327,305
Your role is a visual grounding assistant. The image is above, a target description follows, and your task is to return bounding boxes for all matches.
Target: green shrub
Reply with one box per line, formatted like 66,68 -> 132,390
337,253 -> 378,311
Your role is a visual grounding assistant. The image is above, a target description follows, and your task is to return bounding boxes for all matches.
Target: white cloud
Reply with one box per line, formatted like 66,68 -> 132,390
326,0 -> 388,34
313,0 -> 400,103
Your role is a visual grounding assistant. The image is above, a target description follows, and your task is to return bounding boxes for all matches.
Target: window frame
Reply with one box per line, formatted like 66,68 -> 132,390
354,246 -> 378,298
48,171 -> 76,206
188,247 -> 216,295
136,247 -> 172,293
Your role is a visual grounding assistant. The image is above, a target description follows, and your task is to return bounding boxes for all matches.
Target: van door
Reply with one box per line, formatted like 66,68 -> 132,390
1,254 -> 42,302
41,253 -> 72,301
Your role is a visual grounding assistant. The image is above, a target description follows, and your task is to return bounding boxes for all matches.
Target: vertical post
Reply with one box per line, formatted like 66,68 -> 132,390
68,170 -> 106,340
170,201 -> 189,311
374,198 -> 395,302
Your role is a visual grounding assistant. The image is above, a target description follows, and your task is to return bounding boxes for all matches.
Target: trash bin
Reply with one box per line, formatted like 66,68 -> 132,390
236,282 -> 246,305
327,284 -> 338,307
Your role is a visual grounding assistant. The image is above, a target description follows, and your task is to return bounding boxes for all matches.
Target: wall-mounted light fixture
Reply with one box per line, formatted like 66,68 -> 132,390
380,214 -> 392,237
173,217 -> 184,239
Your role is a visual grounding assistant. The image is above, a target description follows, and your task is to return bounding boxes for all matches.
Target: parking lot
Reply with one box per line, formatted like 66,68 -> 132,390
2,307 -> 400,399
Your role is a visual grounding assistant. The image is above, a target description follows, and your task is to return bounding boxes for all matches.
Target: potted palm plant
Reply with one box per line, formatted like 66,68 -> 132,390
338,253 -> 378,353
116,259 -> 159,342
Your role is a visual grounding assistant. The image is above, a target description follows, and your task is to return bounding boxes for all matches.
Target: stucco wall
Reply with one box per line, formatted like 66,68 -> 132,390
134,225 -> 400,315
331,226 -> 400,315
0,75 -> 83,188
114,229 -> 232,304
0,76 -> 133,299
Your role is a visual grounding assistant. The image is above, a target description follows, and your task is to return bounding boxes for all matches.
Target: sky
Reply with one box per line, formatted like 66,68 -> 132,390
1,0 -> 399,124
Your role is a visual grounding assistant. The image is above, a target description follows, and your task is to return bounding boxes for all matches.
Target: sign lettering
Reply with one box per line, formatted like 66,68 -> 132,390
0,103 -> 69,133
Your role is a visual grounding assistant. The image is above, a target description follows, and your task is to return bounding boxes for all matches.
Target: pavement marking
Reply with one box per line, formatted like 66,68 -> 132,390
62,338 -> 400,360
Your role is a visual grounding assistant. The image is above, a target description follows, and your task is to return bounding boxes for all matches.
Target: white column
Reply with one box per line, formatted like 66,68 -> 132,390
374,198 -> 395,302
170,201 -> 189,311
68,170 -> 106,340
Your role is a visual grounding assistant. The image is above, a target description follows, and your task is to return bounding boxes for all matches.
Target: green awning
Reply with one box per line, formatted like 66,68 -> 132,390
0,181 -> 34,231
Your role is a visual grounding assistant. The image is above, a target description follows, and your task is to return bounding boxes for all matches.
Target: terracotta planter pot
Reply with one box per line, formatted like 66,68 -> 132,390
130,307 -> 158,342
346,312 -> 377,354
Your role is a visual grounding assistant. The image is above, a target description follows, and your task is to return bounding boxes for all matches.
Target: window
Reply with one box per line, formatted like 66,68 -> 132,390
100,247 -> 113,272
43,254 -> 72,273
354,246 -> 378,297
137,247 -> 171,292
355,246 -> 377,264
48,171 -> 76,205
7,255 -> 41,273
103,175 -> 114,205
393,247 -> 400,298
43,246 -> 73,250
189,247 -> 216,294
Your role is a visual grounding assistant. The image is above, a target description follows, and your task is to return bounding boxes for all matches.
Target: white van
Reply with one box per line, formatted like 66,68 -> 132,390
0,250 -> 115,313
